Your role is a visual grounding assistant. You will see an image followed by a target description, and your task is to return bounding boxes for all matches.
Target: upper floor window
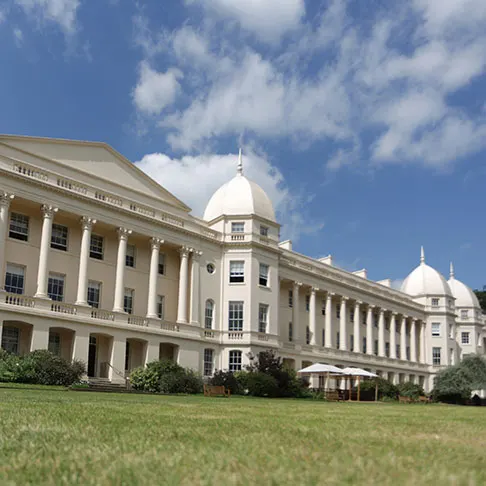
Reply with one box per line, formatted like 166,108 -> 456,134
124,288 -> 134,314
228,301 -> 243,331
306,326 -> 311,345
350,311 -> 355,323
461,332 -> 470,345
90,234 -> 104,260
87,280 -> 101,308
431,322 -> 441,337
5,263 -> 24,294
126,244 -> 136,268
51,224 -> 68,251
260,225 -> 269,237
374,314 -> 378,327
336,305 -> 340,319
288,289 -> 293,308
350,334 -> 354,352
431,298 -> 440,307
205,299 -> 214,329
288,322 -> 293,342
157,295 -> 165,320
158,253 -> 165,275
229,261 -> 244,283
259,263 -> 269,287
258,304 -> 268,333
385,342 -> 390,357
9,213 -> 29,241
336,332 -> 340,349
396,344 -> 400,359
48,273 -> 65,302
229,350 -> 242,371
322,329 -> 325,346
231,222 -> 245,234
374,339 -> 379,355
460,309 -> 469,320
362,337 -> 367,354
432,347 -> 441,366
204,349 -> 214,376
362,310 -> 367,325
305,295 -> 310,312
321,299 -> 326,316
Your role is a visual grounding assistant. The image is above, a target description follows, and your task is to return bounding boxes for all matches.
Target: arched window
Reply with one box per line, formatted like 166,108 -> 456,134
205,300 -> 214,329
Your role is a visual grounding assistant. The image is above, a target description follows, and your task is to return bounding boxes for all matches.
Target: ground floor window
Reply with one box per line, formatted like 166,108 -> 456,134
432,347 -> 441,366
204,349 -> 214,376
461,332 -> 470,345
1,326 -> 20,354
48,332 -> 61,356
229,350 -> 242,372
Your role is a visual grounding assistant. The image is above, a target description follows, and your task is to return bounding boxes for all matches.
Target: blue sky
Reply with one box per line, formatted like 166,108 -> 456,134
1,0 -> 485,290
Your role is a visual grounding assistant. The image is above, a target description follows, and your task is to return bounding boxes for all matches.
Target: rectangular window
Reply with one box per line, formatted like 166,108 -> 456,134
374,314 -> 378,327
350,334 -> 354,352
260,225 -> 268,237
48,332 -> 61,356
205,300 -> 214,329
432,347 -> 441,366
229,350 -> 242,371
363,337 -> 367,354
336,305 -> 340,319
229,261 -> 244,283
321,299 -> 326,316
431,298 -> 440,307
306,326 -> 311,345
126,244 -> 136,268
1,326 -> 20,355
231,222 -> 245,233
51,224 -> 68,251
460,309 -> 469,320
396,344 -> 400,358
9,213 -> 29,241
48,273 -> 65,302
5,263 -> 25,294
258,304 -> 268,333
374,339 -> 378,356
157,295 -> 165,319
350,311 -> 354,323
385,342 -> 390,357
431,322 -> 441,337
385,318 -> 390,331
305,295 -> 310,312
288,289 -> 293,308
322,329 -> 325,346
204,349 -> 214,376
406,346 -> 410,361
461,332 -> 470,345
336,332 -> 340,349
90,234 -> 104,260
228,301 -> 243,331
362,311 -> 367,325
124,288 -> 134,314
259,263 -> 269,287
288,322 -> 293,342
87,280 -> 101,308
158,253 -> 165,275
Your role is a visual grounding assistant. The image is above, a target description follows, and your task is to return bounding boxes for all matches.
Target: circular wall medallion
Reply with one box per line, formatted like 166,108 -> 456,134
206,263 -> 215,274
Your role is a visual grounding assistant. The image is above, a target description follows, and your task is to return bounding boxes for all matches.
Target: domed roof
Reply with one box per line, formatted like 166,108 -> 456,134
401,247 -> 452,297
203,150 -> 276,223
448,263 -> 480,308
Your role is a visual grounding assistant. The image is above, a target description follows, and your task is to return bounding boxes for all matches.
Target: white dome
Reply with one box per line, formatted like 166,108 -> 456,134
401,248 -> 452,297
448,263 -> 480,308
203,156 -> 276,222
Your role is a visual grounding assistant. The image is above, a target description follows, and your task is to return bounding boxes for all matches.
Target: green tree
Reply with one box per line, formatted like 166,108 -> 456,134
460,355 -> 486,390
473,290 -> 486,313
432,366 -> 472,404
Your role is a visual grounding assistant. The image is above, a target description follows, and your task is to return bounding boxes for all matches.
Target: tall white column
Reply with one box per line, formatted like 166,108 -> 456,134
400,316 -> 408,360
378,308 -> 385,357
75,217 -> 96,306
353,301 -> 361,353
309,287 -> 317,345
146,237 -> 163,318
390,312 -> 397,359
292,282 -> 302,342
189,250 -> 202,325
35,205 -> 58,298
0,193 -> 14,290
366,305 -> 374,355
419,321 -> 426,363
324,291 -> 333,348
339,297 -> 348,351
112,227 -> 132,313
410,319 -> 417,362
176,246 -> 190,324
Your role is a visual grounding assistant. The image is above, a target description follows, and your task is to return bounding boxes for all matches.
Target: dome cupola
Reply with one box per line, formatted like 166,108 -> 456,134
447,262 -> 480,308
203,149 -> 276,223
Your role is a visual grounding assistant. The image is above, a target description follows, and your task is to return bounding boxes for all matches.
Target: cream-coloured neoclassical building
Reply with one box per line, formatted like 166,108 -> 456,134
0,135 -> 484,391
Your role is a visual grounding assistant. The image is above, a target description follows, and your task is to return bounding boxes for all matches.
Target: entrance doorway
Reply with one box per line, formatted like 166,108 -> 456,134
88,336 -> 97,377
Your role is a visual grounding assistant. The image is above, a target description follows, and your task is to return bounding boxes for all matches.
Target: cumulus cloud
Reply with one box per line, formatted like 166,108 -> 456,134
14,0 -> 80,35
135,149 -> 321,241
13,27 -> 24,47
132,62 -> 182,116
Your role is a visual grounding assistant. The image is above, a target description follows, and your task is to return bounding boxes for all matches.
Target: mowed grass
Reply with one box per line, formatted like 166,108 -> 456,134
1,387 -> 486,486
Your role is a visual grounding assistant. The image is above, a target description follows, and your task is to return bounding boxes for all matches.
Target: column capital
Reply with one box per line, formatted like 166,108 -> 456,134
367,304 -> 375,310
117,227 -> 132,240
192,250 -> 203,261
379,308 -> 386,315
293,281 -> 303,289
0,193 -> 14,207
179,246 -> 191,257
149,237 -> 164,251
390,311 -> 398,317
310,286 -> 319,294
326,291 -> 335,299
41,204 -> 58,218
80,216 -> 97,231
340,296 -> 349,302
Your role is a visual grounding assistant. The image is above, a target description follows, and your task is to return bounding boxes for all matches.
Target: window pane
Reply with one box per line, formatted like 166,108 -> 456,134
259,263 -> 269,286
5,264 -> 25,294
205,300 -> 214,329
124,288 -> 134,314
258,304 -> 268,333
231,222 -> 245,233
1,326 -> 20,354
48,273 -> 65,302
126,244 -> 136,268
51,224 -> 68,251
9,213 -> 29,241
260,226 -> 268,237
228,301 -> 243,331
229,261 -> 244,283
431,323 -> 441,337
90,234 -> 104,260
87,281 -> 101,308
204,349 -> 214,376
157,295 -> 165,319
48,333 -> 61,356
229,350 -> 242,371
158,253 -> 165,275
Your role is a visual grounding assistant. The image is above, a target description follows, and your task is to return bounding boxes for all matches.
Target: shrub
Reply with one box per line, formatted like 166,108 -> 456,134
247,372 -> 279,397
360,378 -> 399,400
159,369 -> 203,394
459,355 -> 486,390
130,367 -> 160,393
432,366 -> 472,404
209,370 -> 243,394
397,382 -> 425,400
234,370 -> 251,392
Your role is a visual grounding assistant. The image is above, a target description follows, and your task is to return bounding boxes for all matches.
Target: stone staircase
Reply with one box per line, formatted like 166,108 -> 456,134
71,377 -> 129,393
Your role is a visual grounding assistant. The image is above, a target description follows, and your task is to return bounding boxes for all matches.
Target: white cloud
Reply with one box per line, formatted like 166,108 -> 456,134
13,27 -> 24,47
0,9 -> 5,24
135,149 -> 321,241
132,62 -> 182,116
15,0 -> 80,35
191,0 -> 305,44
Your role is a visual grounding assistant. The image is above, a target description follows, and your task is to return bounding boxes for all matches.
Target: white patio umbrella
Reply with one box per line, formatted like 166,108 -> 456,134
297,363 -> 347,398
341,367 -> 378,402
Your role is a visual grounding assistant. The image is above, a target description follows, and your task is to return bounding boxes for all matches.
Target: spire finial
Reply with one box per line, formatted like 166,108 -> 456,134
420,246 -> 425,264
237,148 -> 243,175
450,261 -> 455,279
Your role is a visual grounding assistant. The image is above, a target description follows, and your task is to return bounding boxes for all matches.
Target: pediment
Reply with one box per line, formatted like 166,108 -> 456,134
0,135 -> 191,212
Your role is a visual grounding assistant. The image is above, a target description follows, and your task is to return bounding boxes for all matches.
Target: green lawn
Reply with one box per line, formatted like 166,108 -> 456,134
1,387 -> 485,485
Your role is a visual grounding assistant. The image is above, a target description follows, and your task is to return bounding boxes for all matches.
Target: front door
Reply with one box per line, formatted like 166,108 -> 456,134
87,336 -> 97,377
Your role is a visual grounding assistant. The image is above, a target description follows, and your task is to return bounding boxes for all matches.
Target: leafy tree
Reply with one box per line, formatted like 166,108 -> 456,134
209,370 -> 243,394
432,366 -> 472,404
473,290 -> 486,313
397,382 -> 425,400
360,378 -> 399,400
458,355 -> 486,390
247,372 -> 279,397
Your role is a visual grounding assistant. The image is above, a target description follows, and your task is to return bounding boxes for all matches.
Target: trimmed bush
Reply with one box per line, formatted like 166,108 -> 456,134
397,382 -> 425,400
209,370 -> 243,394
432,366 -> 472,404
130,367 -> 161,393
360,378 -> 399,400
247,372 -> 279,397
